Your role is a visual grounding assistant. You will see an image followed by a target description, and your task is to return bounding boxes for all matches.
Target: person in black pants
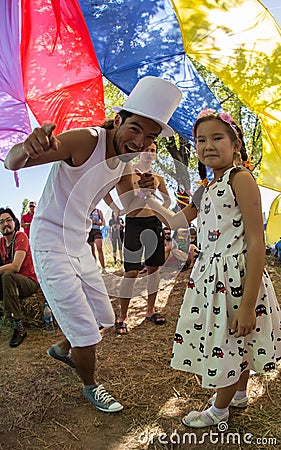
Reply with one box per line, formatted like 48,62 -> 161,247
106,142 -> 171,334
109,211 -> 124,264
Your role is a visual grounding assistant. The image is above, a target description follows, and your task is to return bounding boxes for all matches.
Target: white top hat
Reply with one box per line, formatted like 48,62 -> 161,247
112,76 -> 182,137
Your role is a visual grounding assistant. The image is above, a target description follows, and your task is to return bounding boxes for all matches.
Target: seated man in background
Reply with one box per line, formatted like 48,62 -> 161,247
164,226 -> 198,270
164,226 -> 181,263
0,208 -> 39,347
188,226 -> 199,269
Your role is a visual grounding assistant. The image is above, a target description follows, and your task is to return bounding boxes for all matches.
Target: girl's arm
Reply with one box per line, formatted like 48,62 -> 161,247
157,175 -> 171,209
231,169 -> 265,337
145,196 -> 198,230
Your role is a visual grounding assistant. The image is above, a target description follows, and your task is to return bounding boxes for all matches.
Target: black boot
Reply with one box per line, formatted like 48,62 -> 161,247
9,328 -> 27,347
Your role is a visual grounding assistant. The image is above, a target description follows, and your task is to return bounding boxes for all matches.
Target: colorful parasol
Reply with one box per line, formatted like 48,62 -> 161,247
0,0 -> 280,191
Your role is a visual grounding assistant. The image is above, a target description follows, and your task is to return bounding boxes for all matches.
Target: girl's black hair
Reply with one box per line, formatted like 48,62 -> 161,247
0,207 -> 20,231
198,161 -> 207,182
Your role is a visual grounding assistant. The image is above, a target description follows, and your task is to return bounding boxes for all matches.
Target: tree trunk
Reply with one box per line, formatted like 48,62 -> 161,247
166,136 -> 191,193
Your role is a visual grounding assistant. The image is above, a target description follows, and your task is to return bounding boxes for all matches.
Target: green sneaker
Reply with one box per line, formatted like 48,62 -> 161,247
83,384 -> 123,413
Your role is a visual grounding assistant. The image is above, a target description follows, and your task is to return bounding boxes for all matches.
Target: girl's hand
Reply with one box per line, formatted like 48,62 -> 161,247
231,304 -> 256,338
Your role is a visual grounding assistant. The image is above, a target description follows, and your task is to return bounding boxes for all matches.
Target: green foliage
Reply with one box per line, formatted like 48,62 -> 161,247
21,198 -> 29,215
191,59 -> 263,176
103,78 -> 126,118
102,67 -> 263,189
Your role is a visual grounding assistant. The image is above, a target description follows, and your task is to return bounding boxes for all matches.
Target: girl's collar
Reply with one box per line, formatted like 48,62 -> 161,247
197,166 -> 235,189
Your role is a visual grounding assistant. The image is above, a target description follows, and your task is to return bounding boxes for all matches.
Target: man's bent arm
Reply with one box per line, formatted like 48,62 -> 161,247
103,193 -> 124,215
0,250 -> 26,275
5,126 -> 97,170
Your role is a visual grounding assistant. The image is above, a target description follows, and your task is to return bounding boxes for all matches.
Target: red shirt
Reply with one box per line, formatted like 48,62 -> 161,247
0,231 -> 38,282
21,211 -> 34,238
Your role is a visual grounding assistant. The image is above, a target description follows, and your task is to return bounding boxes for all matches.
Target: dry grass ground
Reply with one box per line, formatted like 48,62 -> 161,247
0,256 -> 280,450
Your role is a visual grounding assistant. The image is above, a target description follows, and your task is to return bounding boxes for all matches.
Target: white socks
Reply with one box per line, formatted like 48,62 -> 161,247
201,405 -> 229,424
234,390 -> 247,400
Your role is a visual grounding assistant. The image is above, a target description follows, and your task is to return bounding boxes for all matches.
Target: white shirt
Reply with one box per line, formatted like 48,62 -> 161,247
31,127 -> 125,256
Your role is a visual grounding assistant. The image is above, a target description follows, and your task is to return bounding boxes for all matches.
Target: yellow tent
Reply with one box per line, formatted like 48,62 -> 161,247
265,194 -> 281,245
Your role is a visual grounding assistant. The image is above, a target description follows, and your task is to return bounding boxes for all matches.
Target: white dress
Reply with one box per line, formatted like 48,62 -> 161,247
171,167 -> 281,388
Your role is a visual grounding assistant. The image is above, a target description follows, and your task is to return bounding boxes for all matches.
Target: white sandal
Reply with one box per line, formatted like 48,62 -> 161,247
182,409 -> 229,428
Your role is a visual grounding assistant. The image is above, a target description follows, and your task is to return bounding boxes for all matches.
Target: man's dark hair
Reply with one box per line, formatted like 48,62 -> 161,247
0,207 -> 20,231
101,110 -> 134,130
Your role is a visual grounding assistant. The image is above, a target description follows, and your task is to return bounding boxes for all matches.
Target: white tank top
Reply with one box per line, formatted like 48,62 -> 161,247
30,127 -> 125,256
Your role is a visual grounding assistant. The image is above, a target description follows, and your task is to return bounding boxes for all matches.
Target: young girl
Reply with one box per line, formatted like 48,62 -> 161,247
144,109 -> 281,428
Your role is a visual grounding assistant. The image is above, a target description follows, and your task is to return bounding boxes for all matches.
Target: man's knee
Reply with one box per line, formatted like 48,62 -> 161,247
119,272 -> 137,298
124,270 -> 138,279
146,266 -> 159,275
1,271 -> 16,286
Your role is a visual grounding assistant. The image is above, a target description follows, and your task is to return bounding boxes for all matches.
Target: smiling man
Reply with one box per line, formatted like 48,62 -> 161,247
0,208 -> 38,347
4,77 -> 182,413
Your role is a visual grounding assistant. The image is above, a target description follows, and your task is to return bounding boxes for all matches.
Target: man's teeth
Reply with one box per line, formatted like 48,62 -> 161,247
127,145 -> 138,152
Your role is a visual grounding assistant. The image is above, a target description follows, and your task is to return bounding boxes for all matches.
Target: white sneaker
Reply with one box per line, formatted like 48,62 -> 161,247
101,268 -> 108,274
182,409 -> 229,428
208,392 -> 248,408
83,384 -> 123,413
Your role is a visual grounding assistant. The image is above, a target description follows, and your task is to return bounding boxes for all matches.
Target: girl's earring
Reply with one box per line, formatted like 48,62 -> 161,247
233,151 -> 242,167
